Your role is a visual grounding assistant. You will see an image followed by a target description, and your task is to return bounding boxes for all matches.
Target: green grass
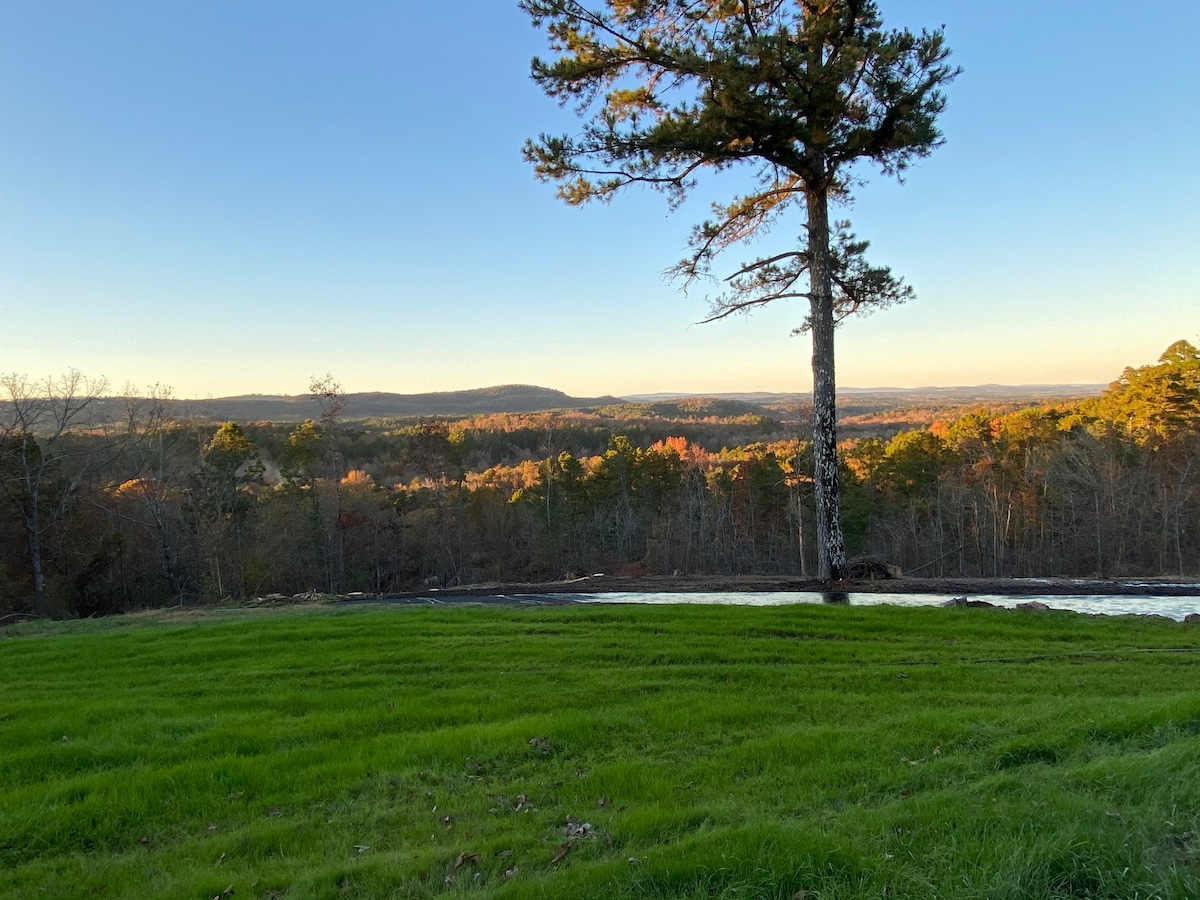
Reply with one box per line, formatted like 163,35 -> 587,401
2,602 -> 1199,899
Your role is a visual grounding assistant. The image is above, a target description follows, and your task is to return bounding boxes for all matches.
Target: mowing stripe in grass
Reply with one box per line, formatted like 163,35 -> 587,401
1,603 -> 1198,899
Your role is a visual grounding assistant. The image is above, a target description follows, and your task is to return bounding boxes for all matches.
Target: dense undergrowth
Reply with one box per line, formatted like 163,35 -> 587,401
2,603 -> 1200,898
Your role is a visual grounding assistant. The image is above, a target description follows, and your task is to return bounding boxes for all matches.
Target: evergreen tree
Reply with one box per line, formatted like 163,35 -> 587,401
1097,340 -> 1200,447
522,0 -> 958,578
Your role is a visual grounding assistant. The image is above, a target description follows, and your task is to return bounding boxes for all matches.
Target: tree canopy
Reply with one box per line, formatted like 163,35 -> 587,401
1096,339 -> 1200,447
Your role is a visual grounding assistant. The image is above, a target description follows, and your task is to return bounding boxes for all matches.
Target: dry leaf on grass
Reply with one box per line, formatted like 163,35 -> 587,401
565,819 -> 592,839
529,736 -> 554,755
550,842 -> 573,864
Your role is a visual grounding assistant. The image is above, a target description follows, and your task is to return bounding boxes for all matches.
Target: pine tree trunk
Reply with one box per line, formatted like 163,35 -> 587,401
807,187 -> 848,582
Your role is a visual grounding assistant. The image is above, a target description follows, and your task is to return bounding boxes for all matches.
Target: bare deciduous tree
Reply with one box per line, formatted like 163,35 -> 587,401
0,370 -> 113,614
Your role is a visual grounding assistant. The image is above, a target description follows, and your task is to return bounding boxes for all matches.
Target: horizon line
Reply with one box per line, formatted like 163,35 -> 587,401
85,381 -> 1111,403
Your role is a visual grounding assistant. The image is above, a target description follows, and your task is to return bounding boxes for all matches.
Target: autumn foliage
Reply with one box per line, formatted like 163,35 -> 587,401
1,343 -> 1198,614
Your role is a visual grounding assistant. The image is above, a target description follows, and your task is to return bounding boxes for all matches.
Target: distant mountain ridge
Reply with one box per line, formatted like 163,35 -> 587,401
164,382 -> 1109,423
624,384 -> 1107,404
179,384 -> 623,422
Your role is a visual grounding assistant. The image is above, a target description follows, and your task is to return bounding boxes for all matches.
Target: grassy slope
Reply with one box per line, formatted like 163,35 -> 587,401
1,604 -> 1199,900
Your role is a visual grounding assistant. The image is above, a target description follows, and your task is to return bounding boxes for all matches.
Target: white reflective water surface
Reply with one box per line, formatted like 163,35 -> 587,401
462,592 -> 1200,620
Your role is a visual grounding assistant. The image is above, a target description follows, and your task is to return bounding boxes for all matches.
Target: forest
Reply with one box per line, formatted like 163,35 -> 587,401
1,341 -> 1197,617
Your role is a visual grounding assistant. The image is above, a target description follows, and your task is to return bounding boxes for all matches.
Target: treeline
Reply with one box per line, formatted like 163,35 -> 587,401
2,342 -> 1197,616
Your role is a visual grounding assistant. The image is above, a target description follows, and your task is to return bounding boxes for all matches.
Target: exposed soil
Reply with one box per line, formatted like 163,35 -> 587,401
378,574 -> 1200,600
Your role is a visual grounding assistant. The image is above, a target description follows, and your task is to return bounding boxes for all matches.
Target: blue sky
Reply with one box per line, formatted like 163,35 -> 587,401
2,1 -> 1197,398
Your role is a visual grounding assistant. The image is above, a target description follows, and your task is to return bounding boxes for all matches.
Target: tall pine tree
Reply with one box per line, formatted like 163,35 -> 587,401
522,0 -> 958,579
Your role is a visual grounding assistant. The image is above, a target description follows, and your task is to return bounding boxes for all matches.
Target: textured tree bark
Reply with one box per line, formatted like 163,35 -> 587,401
24,510 -> 47,616
807,186 -> 848,581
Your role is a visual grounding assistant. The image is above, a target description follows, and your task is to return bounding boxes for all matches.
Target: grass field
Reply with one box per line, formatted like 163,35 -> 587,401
2,602 -> 1199,899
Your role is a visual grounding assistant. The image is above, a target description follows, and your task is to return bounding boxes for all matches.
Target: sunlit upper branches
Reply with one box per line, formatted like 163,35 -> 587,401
522,0 -> 958,325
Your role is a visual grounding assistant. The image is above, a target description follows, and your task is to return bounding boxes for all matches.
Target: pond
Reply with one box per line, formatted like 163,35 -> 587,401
392,591 -> 1200,621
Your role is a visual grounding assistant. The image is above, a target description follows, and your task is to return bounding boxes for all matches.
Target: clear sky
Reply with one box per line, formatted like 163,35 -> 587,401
2,1 -> 1197,399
